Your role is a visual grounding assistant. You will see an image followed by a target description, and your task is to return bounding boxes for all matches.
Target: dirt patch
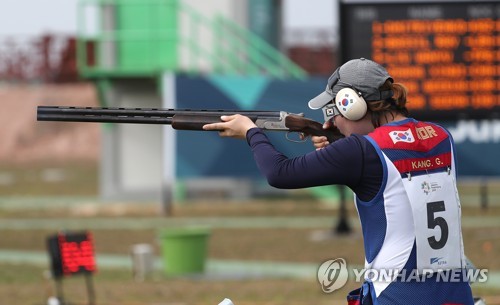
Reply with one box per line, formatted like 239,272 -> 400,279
0,82 -> 100,164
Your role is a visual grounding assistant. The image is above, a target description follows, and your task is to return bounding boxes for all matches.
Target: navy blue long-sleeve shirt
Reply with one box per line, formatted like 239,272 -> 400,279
246,128 -> 383,202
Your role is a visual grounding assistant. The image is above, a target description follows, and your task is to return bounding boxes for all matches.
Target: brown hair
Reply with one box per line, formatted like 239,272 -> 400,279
367,80 -> 409,127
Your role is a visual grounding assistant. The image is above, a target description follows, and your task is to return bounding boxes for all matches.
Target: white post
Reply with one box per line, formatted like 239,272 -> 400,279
161,72 -> 176,215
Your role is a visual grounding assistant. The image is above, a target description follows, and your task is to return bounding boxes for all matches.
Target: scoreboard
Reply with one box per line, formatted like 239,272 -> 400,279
47,231 -> 97,278
339,1 -> 500,120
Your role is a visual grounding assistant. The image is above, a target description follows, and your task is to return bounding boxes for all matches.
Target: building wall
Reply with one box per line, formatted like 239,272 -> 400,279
99,79 -> 163,201
98,74 -> 500,202
97,73 -> 326,201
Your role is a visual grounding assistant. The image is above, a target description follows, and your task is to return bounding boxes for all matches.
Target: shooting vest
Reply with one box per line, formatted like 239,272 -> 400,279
349,118 -> 472,305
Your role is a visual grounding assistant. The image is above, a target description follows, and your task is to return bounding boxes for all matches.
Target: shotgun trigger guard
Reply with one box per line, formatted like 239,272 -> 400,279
285,131 -> 307,143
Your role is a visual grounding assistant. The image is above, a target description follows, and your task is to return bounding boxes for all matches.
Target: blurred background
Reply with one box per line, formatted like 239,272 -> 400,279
0,0 -> 499,304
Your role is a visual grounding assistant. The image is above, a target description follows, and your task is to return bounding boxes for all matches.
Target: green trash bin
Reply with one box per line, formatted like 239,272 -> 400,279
159,227 -> 210,276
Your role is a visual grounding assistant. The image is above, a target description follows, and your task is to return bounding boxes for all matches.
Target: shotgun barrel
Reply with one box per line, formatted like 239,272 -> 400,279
36,105 -> 343,142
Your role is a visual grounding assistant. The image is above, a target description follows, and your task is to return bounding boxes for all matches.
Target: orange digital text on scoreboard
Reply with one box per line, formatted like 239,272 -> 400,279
371,17 -> 500,113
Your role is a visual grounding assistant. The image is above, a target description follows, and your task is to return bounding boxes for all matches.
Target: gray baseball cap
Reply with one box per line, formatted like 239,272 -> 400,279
308,58 -> 393,110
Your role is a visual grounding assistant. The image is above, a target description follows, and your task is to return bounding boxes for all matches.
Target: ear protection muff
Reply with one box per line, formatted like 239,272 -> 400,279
335,87 -> 367,121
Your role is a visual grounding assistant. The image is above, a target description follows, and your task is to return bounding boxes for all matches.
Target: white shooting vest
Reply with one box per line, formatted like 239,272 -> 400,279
359,119 -> 466,297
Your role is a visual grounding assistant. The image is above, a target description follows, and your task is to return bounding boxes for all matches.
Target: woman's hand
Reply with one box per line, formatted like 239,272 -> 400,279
311,120 -> 334,150
202,114 -> 257,139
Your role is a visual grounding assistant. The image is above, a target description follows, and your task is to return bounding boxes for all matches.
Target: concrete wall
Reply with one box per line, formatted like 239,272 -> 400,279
99,79 -> 163,201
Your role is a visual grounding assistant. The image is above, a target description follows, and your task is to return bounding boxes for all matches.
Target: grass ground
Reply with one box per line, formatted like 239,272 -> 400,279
0,163 -> 499,304
1,204 -> 500,305
0,161 -> 98,196
0,262 -> 358,305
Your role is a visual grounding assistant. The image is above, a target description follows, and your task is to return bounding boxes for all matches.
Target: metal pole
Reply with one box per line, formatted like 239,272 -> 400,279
85,274 -> 96,305
55,278 -> 65,305
480,178 -> 488,210
335,185 -> 352,235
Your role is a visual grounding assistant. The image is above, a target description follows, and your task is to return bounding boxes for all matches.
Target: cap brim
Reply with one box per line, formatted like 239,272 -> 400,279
308,91 -> 333,110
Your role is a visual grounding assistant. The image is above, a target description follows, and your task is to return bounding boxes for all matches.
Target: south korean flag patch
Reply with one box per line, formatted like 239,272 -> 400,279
389,129 -> 415,144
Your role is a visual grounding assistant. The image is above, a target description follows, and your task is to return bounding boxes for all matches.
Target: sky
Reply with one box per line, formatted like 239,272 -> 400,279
284,0 -> 336,29
0,0 -> 335,37
0,0 -> 79,36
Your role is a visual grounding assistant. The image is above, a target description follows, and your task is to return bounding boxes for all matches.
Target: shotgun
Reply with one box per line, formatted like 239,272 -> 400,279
37,106 -> 343,142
